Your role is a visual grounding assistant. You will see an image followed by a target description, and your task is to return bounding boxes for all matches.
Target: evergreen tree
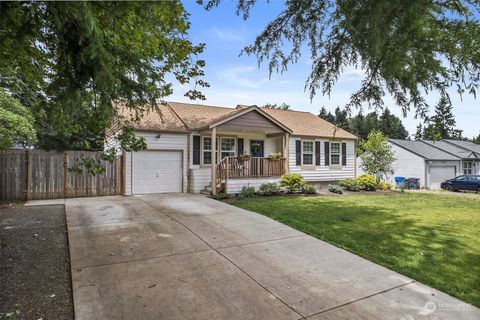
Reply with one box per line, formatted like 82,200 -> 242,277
334,106 -> 349,130
430,96 -> 460,139
379,108 -> 409,139
0,2 -> 207,150
318,107 -> 335,123
414,123 -> 423,140
218,0 -> 480,115
473,133 -> 480,144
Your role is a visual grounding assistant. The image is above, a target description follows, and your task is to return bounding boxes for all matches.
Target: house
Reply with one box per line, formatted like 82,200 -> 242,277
384,139 -> 480,189
108,102 -> 358,195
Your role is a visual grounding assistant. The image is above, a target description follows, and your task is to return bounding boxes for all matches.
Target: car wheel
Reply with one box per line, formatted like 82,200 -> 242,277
445,185 -> 453,191
477,187 -> 480,193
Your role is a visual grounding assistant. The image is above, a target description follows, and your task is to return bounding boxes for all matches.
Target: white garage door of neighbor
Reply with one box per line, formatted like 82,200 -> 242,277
133,151 -> 183,194
430,166 -> 456,189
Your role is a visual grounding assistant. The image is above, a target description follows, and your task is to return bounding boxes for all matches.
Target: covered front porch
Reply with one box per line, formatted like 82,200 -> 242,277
200,105 -> 292,194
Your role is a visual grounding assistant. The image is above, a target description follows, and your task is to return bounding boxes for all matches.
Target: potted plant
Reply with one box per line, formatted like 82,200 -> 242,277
268,152 -> 282,161
237,153 -> 251,162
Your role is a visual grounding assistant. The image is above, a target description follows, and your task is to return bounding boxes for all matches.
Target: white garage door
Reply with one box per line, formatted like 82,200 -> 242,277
133,151 -> 183,194
430,166 -> 456,189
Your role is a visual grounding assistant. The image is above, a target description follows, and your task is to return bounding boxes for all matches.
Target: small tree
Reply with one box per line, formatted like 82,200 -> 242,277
0,91 -> 36,149
360,131 -> 396,182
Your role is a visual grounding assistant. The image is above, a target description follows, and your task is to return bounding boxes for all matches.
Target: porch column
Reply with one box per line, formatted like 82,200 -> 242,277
211,126 -> 217,195
283,132 -> 289,174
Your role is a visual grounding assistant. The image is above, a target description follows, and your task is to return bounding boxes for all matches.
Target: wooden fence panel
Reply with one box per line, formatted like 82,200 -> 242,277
0,150 -> 26,202
0,150 -> 122,202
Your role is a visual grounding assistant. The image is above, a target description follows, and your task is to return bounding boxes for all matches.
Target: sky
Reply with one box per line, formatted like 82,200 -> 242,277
170,1 -> 480,138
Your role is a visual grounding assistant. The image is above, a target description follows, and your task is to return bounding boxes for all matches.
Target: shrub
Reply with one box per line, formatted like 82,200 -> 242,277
378,181 -> 393,191
355,174 -> 377,191
212,192 -> 229,200
238,186 -> 256,199
258,182 -> 280,196
280,173 -> 306,193
302,184 -> 317,194
339,178 -> 359,191
328,184 -> 343,194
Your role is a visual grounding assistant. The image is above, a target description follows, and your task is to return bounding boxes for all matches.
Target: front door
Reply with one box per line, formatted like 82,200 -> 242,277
250,140 -> 264,157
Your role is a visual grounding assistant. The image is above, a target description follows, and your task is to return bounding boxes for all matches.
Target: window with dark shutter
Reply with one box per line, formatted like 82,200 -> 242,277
295,140 -> 301,166
238,138 -> 244,156
324,142 -> 330,166
342,142 -> 347,166
315,141 -> 321,166
193,136 -> 200,165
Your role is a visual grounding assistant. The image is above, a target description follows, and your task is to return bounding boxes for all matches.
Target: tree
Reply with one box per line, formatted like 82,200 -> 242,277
0,2 -> 207,150
430,96 -> 461,139
333,106 -> 349,130
0,90 -> 36,149
378,108 -> 409,139
263,103 -> 290,110
473,133 -> 480,145
414,123 -> 423,141
359,131 -> 396,182
208,1 -> 480,116
318,107 -> 335,123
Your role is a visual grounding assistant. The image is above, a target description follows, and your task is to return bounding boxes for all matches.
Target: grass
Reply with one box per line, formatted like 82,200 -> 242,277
231,192 -> 480,307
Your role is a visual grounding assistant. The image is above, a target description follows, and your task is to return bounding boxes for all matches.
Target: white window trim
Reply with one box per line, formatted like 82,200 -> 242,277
201,136 -> 213,166
330,142 -> 341,166
220,137 -> 236,160
463,161 -> 473,175
301,140 -> 315,166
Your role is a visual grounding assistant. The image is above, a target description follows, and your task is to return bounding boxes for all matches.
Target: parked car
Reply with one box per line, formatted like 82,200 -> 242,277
440,175 -> 480,192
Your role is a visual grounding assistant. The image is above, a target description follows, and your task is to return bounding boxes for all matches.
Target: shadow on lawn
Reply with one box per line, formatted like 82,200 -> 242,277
236,196 -> 480,306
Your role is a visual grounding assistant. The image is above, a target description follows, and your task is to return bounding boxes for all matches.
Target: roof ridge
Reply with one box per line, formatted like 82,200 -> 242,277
165,102 -> 190,130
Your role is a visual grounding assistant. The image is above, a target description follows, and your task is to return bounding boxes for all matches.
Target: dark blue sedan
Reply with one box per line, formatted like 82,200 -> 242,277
441,175 -> 480,192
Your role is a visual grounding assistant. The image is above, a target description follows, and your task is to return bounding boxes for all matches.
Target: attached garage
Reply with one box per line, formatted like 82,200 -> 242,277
132,150 -> 183,194
429,165 -> 456,189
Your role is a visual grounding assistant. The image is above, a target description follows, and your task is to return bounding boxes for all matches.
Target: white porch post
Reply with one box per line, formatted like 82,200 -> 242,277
211,126 -> 217,195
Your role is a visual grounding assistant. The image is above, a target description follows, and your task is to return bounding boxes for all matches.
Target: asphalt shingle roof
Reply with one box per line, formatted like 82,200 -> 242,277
421,140 -> 475,158
114,101 -> 358,139
389,139 -> 460,160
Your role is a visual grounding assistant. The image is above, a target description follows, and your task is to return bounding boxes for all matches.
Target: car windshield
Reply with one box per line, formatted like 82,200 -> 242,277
454,176 -> 466,181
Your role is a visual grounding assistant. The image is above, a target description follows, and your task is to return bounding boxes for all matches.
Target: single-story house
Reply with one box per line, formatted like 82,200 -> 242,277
107,102 -> 358,195
382,139 -> 480,189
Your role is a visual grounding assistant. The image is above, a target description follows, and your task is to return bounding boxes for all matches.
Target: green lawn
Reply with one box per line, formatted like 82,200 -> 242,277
231,192 -> 480,306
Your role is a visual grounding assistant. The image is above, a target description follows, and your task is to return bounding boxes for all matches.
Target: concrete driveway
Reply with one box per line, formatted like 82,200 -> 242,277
66,194 -> 479,320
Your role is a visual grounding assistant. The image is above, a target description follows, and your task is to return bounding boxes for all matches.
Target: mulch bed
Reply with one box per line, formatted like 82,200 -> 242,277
0,204 -> 74,320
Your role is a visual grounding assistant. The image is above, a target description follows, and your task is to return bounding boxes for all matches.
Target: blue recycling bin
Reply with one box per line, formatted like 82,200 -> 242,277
394,176 -> 406,188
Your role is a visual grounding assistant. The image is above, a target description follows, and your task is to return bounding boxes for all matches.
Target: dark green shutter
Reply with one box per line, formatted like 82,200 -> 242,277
324,142 -> 330,166
295,140 -> 301,165
193,136 -> 200,165
342,142 -> 347,166
315,141 -> 321,166
238,138 -> 244,156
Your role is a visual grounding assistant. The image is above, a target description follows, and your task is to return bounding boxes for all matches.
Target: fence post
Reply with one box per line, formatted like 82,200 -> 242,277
120,152 -> 125,195
24,150 -> 29,201
63,152 -> 68,198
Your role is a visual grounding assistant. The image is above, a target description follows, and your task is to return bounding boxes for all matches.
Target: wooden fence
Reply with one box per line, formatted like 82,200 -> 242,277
0,150 -> 123,202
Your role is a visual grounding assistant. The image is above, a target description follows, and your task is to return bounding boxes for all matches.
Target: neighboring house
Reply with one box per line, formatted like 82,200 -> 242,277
367,139 -> 480,189
107,102 -> 358,195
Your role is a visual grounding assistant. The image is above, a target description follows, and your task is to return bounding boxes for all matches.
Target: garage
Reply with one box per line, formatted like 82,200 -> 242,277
132,150 -> 183,194
429,166 -> 456,189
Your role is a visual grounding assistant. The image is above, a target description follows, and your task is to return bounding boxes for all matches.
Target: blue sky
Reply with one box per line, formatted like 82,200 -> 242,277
170,1 -> 480,138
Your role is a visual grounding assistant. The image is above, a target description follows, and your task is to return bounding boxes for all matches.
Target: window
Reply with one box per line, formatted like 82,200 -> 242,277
463,161 -> 473,175
331,142 -> 340,165
202,137 -> 212,164
302,140 -> 314,165
220,137 -> 236,159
